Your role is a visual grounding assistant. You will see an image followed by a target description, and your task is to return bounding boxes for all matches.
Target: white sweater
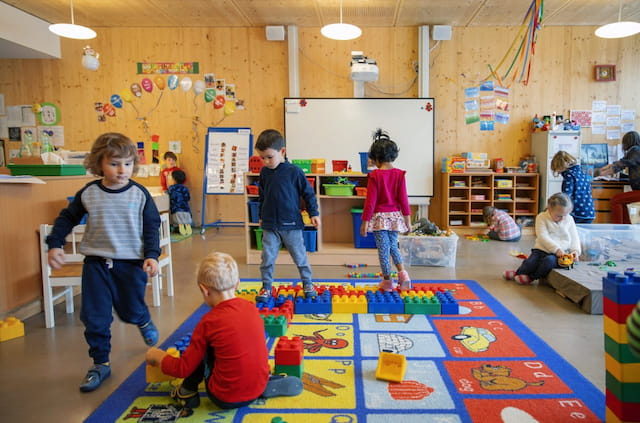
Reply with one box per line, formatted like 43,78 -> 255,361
533,209 -> 581,256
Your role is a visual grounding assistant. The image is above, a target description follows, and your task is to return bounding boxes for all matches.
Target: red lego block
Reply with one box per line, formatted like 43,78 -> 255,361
606,389 -> 640,421
275,336 -> 304,366
604,297 -> 637,324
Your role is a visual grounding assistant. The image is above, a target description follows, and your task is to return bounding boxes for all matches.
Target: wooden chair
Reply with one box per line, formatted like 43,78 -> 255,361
39,224 -> 85,328
149,213 -> 174,307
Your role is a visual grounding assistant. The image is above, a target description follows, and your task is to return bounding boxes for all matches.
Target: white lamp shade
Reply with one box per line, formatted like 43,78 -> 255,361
595,21 -> 640,38
49,23 -> 96,40
321,23 -> 362,40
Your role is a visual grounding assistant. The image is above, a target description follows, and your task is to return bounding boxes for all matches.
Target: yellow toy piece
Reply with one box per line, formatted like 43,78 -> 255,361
146,347 -> 180,383
375,350 -> 407,383
0,317 -> 24,342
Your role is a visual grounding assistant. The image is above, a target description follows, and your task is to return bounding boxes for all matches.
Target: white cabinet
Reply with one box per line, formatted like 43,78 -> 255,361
531,131 -> 581,211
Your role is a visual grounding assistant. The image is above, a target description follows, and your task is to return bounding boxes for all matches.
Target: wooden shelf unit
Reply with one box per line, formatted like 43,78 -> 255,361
441,172 -> 539,230
244,172 -> 382,265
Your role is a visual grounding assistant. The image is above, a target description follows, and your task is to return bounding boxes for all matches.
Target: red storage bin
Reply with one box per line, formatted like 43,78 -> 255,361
332,160 -> 348,172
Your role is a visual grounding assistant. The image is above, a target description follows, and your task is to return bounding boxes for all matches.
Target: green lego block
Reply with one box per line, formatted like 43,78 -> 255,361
403,296 -> 441,314
274,363 -> 304,378
606,371 -> 640,403
605,334 -> 640,364
263,315 -> 287,338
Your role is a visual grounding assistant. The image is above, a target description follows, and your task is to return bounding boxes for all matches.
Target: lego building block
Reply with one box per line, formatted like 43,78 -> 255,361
604,297 -> 637,324
263,315 -> 288,338
332,294 -> 368,314
274,363 -> 304,378
404,296 -> 441,315
294,291 -> 332,314
605,315 -> 631,344
605,407 -> 637,423
375,350 -> 407,383
606,389 -> 640,421
173,333 -> 192,354
436,291 -> 459,314
0,317 -> 24,342
274,336 -> 303,366
606,371 -> 640,403
366,291 -> 404,314
603,272 -> 640,305
146,347 -> 180,383
605,334 -> 640,364
606,353 -> 640,383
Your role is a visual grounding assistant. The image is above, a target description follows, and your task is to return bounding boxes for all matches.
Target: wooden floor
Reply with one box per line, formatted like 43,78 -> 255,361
0,227 -> 604,422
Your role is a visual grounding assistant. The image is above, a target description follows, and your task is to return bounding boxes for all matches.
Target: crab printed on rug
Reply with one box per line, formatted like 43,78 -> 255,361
278,325 -> 354,356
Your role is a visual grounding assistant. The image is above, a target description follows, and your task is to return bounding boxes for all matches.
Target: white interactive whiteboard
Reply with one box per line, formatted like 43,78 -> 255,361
284,98 -> 434,198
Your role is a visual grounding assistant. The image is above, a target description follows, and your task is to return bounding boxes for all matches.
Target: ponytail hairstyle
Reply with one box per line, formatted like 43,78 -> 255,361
368,128 -> 399,163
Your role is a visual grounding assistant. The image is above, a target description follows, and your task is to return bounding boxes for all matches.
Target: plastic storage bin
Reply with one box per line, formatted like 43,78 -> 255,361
303,228 -> 317,252
399,233 -> 459,267
248,201 -> 260,223
359,152 -> 372,174
350,208 -> 377,248
254,228 -> 263,250
9,164 -> 86,176
576,224 -> 640,261
311,159 -> 325,174
332,160 -> 348,172
323,184 -> 354,196
292,159 -> 311,173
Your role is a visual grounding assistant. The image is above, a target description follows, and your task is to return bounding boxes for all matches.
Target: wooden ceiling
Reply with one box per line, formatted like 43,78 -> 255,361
4,0 -> 640,29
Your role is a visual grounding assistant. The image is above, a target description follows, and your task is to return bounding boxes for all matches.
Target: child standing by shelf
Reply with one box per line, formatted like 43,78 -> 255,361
46,132 -> 161,392
360,128 -> 412,291
504,192 -> 581,285
483,206 -> 521,241
550,150 -> 595,224
253,129 -> 320,303
167,169 -> 192,235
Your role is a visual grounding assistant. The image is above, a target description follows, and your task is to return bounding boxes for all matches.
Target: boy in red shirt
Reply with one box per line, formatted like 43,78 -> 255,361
160,151 -> 186,192
145,252 -> 302,409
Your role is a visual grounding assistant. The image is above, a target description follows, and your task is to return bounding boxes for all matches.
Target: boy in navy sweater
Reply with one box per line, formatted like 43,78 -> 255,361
254,129 -> 320,302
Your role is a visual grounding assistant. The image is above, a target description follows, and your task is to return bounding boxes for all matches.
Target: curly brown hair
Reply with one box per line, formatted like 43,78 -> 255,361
84,132 -> 138,176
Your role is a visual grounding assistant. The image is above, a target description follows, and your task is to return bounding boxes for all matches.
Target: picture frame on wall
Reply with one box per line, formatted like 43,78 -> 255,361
0,139 -> 6,167
594,65 -> 616,82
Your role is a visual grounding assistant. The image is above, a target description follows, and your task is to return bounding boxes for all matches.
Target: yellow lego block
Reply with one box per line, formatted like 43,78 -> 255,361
146,347 -> 180,383
376,350 -> 407,383
605,353 -> 640,383
604,315 -> 629,344
332,295 -> 368,314
0,317 -> 24,342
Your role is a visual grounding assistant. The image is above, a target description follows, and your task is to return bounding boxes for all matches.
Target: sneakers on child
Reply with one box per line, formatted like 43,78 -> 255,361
79,363 -> 111,392
398,270 -> 412,291
503,270 -> 516,280
303,283 -> 317,298
262,374 -> 303,398
170,385 -> 201,409
514,274 -> 532,285
138,321 -> 159,346
256,287 -> 271,303
379,279 -> 396,292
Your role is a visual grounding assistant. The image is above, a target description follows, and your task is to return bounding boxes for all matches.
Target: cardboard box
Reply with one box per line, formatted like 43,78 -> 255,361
442,157 -> 466,173
461,152 -> 488,160
399,233 -> 459,267
577,224 -> 640,261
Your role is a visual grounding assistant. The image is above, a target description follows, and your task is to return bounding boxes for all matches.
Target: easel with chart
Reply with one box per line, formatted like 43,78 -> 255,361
200,127 -> 252,232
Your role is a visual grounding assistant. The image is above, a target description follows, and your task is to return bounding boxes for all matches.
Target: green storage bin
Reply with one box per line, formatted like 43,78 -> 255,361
254,228 -> 263,250
8,164 -> 87,176
323,184 -> 354,196
292,159 -> 312,173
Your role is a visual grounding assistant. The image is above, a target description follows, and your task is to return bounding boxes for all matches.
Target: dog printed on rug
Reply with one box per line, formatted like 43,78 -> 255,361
471,364 -> 545,391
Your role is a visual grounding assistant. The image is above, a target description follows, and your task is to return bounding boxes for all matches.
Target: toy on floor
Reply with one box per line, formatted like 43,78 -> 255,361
465,234 -> 490,242
557,254 -> 575,270
146,347 -> 180,383
510,250 -> 528,259
375,349 -> 407,383
345,263 -> 368,268
0,317 -> 24,342
347,272 -> 397,278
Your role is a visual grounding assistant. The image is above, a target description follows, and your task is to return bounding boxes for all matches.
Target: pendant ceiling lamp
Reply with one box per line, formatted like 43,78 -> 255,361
321,0 -> 361,40
49,0 -> 96,40
595,0 -> 640,39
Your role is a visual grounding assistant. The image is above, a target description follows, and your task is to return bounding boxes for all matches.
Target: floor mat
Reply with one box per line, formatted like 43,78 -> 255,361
86,279 -> 604,422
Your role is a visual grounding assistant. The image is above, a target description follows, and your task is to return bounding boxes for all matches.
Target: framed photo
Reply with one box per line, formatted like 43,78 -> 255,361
595,65 -> 616,82
0,139 -> 6,167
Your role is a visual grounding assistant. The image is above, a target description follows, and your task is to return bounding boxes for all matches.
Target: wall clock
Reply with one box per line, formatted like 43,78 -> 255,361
594,65 -> 616,82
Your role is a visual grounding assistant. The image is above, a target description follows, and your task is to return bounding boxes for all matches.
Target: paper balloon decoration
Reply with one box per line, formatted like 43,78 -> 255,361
167,75 -> 179,90
180,77 -> 192,92
141,78 -> 153,93
82,46 -> 100,71
130,83 -> 142,97
213,95 -> 225,109
32,103 -> 42,113
204,88 -> 216,103
154,76 -> 166,90
110,94 -> 123,108
120,88 -> 134,103
103,103 -> 116,117
223,101 -> 236,116
193,79 -> 205,95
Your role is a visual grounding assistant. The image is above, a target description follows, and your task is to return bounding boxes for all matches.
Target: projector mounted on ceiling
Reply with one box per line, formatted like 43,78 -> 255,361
350,51 -> 379,82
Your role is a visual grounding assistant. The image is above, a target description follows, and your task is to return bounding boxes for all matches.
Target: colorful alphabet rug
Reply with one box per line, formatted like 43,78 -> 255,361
86,279 -> 604,422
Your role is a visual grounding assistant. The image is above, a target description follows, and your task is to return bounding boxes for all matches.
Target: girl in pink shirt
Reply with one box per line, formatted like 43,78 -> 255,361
360,129 -> 412,291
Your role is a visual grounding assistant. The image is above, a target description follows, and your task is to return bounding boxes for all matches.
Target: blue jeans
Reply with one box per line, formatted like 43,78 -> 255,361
260,229 -> 312,289
373,230 -> 403,277
81,257 -> 150,364
516,249 -> 558,280
488,230 -> 521,242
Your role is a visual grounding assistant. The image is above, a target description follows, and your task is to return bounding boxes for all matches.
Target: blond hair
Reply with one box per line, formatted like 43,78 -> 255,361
84,132 -> 139,176
482,206 -> 496,225
550,151 -> 578,176
196,252 -> 239,292
547,192 -> 573,210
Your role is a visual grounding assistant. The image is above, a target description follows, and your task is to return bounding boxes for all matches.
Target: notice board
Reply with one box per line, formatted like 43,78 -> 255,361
284,98 -> 434,198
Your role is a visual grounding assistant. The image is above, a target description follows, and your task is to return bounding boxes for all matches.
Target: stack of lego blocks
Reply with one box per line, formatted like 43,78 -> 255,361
146,333 -> 192,383
274,336 -> 304,378
238,284 -> 459,316
602,270 -> 640,423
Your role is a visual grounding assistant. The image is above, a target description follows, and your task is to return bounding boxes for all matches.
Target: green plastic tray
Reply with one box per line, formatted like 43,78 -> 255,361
8,164 -> 87,176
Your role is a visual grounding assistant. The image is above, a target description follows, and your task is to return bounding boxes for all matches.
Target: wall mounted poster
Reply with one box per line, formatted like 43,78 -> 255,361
204,128 -> 251,194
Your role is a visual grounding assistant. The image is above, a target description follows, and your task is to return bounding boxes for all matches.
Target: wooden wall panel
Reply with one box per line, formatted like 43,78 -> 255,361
0,26 -> 638,231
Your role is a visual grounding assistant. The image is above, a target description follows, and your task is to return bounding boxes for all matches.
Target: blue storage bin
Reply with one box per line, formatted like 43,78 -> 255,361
359,152 -> 371,174
350,208 -> 377,248
303,228 -> 317,252
67,196 -> 87,224
248,201 -> 260,223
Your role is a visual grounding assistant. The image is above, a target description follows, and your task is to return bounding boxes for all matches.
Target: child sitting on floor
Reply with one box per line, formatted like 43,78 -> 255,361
145,252 -> 302,409
483,206 -> 521,242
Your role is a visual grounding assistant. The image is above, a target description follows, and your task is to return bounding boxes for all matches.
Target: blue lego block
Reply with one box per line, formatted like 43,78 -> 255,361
436,292 -> 459,314
174,333 -> 192,354
366,291 -> 405,314
603,271 -> 640,305
275,294 -> 296,308
294,291 -> 332,314
256,296 -> 276,310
